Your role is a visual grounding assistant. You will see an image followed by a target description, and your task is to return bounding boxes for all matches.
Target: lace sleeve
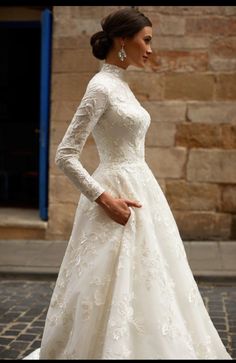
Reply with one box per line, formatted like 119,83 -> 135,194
55,80 -> 108,202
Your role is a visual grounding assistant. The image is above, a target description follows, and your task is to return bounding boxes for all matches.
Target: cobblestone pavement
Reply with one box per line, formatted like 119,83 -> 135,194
0,275 -> 235,360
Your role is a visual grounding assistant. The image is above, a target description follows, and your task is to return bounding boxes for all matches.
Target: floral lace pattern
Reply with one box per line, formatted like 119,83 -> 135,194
37,63 -> 232,360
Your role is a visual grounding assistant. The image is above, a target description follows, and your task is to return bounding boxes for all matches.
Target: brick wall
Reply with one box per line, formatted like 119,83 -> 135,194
47,6 -> 236,241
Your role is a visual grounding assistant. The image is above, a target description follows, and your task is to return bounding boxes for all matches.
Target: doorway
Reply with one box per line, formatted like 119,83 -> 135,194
0,9 -> 52,221
0,22 -> 40,208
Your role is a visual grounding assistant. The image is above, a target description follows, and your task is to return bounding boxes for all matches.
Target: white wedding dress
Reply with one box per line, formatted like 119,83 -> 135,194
24,63 -> 232,359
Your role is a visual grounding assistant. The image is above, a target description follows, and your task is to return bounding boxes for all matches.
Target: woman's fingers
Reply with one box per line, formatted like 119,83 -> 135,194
123,199 -> 142,208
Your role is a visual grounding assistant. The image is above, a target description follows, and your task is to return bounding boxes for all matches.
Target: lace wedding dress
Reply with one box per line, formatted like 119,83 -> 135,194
24,63 -> 231,359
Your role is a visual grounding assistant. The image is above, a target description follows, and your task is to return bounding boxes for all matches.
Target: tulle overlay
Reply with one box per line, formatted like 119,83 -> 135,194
24,63 -> 231,359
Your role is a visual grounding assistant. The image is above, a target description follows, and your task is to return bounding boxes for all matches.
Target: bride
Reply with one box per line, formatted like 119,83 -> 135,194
25,7 -> 231,359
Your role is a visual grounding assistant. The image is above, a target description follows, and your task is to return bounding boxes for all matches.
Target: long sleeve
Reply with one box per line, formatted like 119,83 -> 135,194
55,80 -> 108,202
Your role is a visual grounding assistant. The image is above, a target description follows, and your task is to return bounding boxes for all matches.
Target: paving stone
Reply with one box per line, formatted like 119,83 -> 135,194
18,334 -> 37,342
0,277 -> 235,359
0,348 -> 20,358
3,330 -> 20,337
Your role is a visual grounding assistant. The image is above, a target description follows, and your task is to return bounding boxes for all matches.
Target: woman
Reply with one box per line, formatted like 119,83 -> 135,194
25,7 -> 231,359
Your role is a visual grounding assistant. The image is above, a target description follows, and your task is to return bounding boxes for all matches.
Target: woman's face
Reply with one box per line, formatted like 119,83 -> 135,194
124,26 -> 152,68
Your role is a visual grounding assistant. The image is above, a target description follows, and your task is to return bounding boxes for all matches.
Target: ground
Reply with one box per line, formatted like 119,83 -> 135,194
0,275 -> 235,359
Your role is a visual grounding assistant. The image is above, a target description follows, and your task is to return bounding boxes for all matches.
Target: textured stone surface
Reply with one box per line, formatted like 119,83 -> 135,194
186,16 -> 236,36
146,147 -> 187,178
187,102 -> 236,124
187,149 -> 236,183
141,101 -> 186,123
221,186 -> 236,213
52,49 -> 99,73
215,74 -> 236,100
52,72 -> 93,101
146,122 -> 176,147
47,202 -> 76,239
175,123 -> 236,149
165,73 -> 215,100
175,211 -> 231,240
165,180 -> 221,211
152,36 -> 210,50
127,70 -> 164,101
149,50 -> 208,72
175,123 -> 222,148
47,6 -> 236,241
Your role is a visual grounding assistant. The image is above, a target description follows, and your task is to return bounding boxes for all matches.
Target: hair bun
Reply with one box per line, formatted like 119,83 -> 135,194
90,30 -> 112,60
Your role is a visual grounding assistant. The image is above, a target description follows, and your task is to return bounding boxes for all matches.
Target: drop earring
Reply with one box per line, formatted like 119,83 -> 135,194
118,44 -> 127,62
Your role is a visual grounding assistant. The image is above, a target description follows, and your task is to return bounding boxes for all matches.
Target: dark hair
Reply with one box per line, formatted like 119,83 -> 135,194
90,8 -> 152,60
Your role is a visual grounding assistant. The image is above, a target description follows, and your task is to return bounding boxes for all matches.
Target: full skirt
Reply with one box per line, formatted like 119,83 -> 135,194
25,160 -> 232,359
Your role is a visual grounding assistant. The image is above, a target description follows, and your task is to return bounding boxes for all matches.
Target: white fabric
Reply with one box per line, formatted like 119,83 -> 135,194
24,63 -> 232,359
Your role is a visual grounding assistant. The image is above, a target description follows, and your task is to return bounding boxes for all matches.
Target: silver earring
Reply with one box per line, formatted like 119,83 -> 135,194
118,45 -> 127,62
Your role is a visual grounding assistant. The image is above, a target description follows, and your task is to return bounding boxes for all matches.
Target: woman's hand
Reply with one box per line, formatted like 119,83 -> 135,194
95,191 -> 142,225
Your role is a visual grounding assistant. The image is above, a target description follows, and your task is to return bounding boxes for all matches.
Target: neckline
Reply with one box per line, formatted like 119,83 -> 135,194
100,63 -> 126,80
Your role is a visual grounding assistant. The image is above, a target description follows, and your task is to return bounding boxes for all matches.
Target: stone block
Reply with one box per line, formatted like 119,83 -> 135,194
49,175 -> 79,204
142,101 -> 186,123
219,241 -> 236,271
165,73 -> 214,100
51,101 -> 78,122
175,123 -> 222,148
147,13 -> 160,36
52,49 -> 99,73
50,121 -> 68,147
222,185 -> 236,212
152,36 -> 210,50
126,71 -> 164,101
187,101 -> 236,124
174,211 -> 231,240
53,12 -> 101,38
210,37 -> 236,59
209,58 -> 236,72
145,122 -> 176,147
187,149 -> 236,183
221,124 -> 236,149
146,147 -> 187,178
70,6 -> 104,19
165,180 -> 221,211
53,6 -> 71,22
52,72 -> 93,101
47,202 -> 77,238
149,50 -> 208,73
0,240 -> 66,273
186,16 -> 236,36
215,74 -> 236,100
224,6 -> 236,16
53,35 -> 91,49
49,143 -> 61,176
159,15 -> 185,35
187,241 -> 222,271
230,215 -> 236,239
151,6 -> 224,15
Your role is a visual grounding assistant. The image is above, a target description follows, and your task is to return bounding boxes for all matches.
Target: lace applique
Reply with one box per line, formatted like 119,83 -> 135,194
55,80 -> 108,202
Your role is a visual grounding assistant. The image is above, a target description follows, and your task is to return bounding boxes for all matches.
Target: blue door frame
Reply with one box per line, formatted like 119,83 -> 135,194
39,9 -> 52,221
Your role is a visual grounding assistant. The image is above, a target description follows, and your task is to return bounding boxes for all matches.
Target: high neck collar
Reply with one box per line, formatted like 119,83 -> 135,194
100,62 -> 126,80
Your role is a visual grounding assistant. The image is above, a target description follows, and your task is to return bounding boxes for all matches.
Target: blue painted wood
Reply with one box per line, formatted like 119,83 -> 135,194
39,9 -> 52,221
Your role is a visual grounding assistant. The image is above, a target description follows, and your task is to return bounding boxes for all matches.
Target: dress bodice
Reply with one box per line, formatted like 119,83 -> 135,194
92,64 -> 150,164
55,63 -> 151,202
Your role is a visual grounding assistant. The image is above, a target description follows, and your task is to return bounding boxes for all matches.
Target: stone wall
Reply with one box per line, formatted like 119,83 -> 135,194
47,6 -> 236,241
